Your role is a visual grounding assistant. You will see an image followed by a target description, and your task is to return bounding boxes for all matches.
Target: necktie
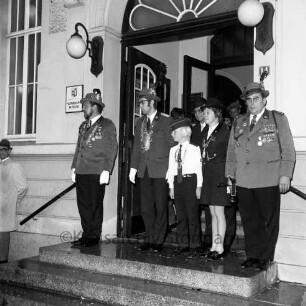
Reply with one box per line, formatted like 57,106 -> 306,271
249,115 -> 257,132
147,117 -> 151,131
86,120 -> 91,130
177,145 -> 183,184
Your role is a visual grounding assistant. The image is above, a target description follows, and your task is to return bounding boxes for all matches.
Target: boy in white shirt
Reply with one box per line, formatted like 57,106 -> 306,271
167,118 -> 203,255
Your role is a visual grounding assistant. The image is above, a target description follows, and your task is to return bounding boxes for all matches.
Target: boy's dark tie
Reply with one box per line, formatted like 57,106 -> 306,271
177,144 -> 183,184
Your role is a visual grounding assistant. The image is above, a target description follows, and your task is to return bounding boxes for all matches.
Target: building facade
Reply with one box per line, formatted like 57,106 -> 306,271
0,0 -> 305,284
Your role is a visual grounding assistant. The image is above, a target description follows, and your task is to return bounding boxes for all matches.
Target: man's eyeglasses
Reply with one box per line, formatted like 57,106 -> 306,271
246,96 -> 261,104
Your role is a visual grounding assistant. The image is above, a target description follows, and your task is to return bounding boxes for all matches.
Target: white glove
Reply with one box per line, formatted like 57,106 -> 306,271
129,168 -> 137,184
71,168 -> 76,183
100,171 -> 110,185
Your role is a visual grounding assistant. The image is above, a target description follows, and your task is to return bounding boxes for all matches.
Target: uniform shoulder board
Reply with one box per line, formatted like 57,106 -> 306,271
160,112 -> 169,118
273,110 -> 284,115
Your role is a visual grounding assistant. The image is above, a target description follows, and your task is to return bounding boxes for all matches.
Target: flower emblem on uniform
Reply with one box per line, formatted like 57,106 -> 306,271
129,0 -> 219,31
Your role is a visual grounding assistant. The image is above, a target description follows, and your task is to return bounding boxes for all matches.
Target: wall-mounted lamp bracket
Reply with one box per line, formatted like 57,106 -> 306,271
67,22 -> 104,78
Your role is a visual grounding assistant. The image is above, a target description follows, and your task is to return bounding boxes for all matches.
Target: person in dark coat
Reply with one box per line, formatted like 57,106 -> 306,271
129,88 -> 174,252
71,91 -> 118,247
200,98 -> 230,260
226,82 -> 296,270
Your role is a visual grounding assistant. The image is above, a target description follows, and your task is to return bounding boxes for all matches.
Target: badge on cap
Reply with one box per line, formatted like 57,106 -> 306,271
258,136 -> 263,146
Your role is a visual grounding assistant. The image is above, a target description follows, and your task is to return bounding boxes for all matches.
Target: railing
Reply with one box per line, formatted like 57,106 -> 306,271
290,186 -> 306,201
19,183 -> 306,227
20,183 -> 76,226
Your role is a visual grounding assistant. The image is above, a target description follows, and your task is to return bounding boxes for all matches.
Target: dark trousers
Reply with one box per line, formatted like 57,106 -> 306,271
174,175 -> 201,248
0,232 -> 10,261
202,205 -> 237,249
139,169 -> 168,245
237,186 -> 280,261
76,174 -> 105,240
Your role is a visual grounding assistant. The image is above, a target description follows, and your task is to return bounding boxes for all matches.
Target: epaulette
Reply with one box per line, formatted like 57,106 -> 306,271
273,110 -> 284,115
160,112 -> 169,118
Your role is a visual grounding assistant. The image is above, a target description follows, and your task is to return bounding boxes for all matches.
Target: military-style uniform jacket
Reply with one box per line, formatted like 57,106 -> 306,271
131,112 -> 174,178
72,116 -> 118,175
226,109 -> 296,188
200,122 -> 230,205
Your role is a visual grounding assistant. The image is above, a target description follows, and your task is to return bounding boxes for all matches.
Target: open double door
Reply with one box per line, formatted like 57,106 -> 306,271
118,47 -> 213,237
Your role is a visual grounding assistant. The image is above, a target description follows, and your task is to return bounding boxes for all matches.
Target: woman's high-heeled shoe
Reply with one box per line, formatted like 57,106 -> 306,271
208,251 -> 225,261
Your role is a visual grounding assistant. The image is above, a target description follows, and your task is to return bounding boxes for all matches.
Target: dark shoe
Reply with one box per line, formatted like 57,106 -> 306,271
0,260 -> 8,264
152,244 -> 163,253
199,247 -> 213,258
138,243 -> 153,251
208,251 -> 225,261
187,247 -> 203,258
241,258 -> 257,268
71,237 -> 85,246
223,246 -> 231,257
172,247 -> 189,256
254,259 -> 270,271
83,238 -> 100,247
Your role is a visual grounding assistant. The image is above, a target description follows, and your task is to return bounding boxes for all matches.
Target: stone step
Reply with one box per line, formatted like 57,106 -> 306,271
0,282 -> 108,305
0,257 -> 275,306
39,242 -> 276,298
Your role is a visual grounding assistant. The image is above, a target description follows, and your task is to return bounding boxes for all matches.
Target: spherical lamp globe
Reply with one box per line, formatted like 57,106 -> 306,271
238,0 -> 264,27
66,34 -> 87,59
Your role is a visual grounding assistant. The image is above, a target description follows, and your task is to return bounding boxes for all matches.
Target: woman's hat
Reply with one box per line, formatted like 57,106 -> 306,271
170,118 -> 192,131
0,139 -> 12,150
240,82 -> 270,100
203,97 -> 224,109
138,88 -> 161,102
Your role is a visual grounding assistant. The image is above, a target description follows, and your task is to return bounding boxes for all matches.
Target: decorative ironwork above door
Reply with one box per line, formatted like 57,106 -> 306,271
124,0 -> 245,33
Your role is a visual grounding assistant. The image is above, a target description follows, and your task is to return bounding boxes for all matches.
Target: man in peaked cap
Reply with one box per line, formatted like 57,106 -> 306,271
129,88 -> 175,252
0,139 -> 28,263
226,82 -> 296,270
71,90 -> 118,247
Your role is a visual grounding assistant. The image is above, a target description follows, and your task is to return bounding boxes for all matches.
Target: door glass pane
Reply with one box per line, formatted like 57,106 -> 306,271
37,0 -> 42,27
149,72 -> 154,88
9,38 -> 16,86
10,0 -> 18,32
15,86 -> 23,134
142,68 -> 148,89
29,0 -> 36,28
8,88 -> 15,135
18,0 -> 25,31
135,67 -> 141,89
26,84 -> 34,134
16,37 -> 24,85
28,34 -> 35,83
191,67 -> 208,98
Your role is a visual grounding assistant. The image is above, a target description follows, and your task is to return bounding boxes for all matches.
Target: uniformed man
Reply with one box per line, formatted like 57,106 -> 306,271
226,82 -> 296,270
71,91 -> 118,247
129,88 -> 174,252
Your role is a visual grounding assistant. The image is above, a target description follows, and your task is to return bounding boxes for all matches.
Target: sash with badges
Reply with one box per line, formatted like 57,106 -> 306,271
140,117 -> 155,152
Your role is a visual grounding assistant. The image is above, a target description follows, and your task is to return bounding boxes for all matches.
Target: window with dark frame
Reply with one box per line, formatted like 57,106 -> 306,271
7,0 -> 42,137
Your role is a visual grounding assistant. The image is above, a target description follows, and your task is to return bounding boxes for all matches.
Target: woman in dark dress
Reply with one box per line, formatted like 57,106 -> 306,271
200,98 -> 230,260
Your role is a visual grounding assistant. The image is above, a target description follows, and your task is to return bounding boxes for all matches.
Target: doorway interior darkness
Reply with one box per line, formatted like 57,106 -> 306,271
117,11 -> 254,237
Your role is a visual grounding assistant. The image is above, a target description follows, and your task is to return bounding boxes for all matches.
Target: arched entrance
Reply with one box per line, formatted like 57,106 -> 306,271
117,0 -> 253,237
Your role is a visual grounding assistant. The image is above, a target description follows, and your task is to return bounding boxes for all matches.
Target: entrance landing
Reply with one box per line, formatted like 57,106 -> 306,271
39,240 -> 276,298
